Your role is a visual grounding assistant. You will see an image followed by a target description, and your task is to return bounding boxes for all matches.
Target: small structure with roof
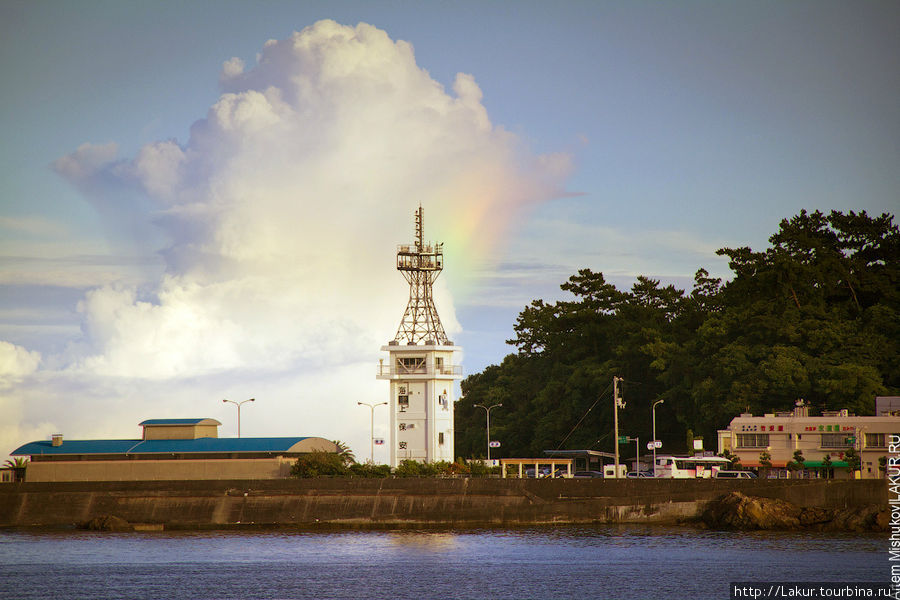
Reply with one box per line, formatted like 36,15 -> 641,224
11,418 -> 339,482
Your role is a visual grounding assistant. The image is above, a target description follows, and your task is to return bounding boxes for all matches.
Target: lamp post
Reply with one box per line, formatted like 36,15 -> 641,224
358,401 -> 387,463
474,403 -> 502,463
652,399 -> 664,477
222,398 -> 254,438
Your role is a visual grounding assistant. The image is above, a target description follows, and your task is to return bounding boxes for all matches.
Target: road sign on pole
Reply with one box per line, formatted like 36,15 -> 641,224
618,436 -> 628,444
489,441 -> 501,448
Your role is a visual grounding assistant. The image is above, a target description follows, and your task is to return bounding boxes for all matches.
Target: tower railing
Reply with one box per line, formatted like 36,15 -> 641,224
376,363 -> 462,377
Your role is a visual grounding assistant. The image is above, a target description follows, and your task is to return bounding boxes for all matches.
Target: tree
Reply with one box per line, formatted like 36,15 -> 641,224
718,448 -> 743,471
759,450 -> 773,478
332,440 -> 356,466
787,450 -> 805,478
843,447 -> 861,475
3,457 -> 27,482
455,210 -> 899,465
821,454 -> 833,479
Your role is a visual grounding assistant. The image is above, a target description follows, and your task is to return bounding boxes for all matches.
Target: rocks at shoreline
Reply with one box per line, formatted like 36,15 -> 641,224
78,515 -> 133,532
700,491 -> 886,532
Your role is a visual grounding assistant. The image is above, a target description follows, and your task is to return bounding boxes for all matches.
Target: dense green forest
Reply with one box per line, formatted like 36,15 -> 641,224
455,210 -> 900,459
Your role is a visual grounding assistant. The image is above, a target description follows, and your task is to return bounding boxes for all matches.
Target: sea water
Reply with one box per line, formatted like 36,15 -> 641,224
0,525 -> 886,599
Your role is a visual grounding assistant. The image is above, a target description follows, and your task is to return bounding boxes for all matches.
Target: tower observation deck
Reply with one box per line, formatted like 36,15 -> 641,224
393,206 -> 450,345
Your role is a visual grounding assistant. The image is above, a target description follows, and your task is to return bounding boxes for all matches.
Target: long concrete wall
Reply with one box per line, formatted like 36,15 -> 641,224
0,478 -> 886,529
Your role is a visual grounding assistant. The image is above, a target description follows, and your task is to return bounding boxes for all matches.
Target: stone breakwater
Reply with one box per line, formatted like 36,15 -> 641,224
0,478 -> 886,531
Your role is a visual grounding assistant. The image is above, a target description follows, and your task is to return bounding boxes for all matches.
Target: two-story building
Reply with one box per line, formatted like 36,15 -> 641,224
717,398 -> 899,479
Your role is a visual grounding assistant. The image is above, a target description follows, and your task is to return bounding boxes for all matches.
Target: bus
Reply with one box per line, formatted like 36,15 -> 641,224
654,455 -> 732,478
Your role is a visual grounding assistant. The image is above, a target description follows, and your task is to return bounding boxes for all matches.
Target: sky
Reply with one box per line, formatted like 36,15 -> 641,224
1,1 -> 898,463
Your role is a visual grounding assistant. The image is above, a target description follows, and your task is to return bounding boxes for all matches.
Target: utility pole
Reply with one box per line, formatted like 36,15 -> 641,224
613,376 -> 624,478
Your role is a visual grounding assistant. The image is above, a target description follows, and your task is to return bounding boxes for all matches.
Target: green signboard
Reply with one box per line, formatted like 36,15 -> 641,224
617,436 -> 628,444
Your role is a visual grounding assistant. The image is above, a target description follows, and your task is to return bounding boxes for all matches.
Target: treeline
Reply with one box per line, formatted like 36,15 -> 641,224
455,210 -> 899,458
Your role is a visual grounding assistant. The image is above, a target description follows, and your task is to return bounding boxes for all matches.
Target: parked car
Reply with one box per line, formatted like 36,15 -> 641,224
714,470 -> 756,479
626,471 -> 654,478
572,470 -> 605,478
525,467 -> 552,478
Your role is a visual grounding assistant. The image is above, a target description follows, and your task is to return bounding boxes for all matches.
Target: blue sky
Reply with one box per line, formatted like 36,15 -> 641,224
1,1 -> 897,460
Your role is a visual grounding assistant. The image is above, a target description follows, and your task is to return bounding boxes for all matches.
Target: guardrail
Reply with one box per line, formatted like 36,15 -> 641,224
377,364 -> 462,377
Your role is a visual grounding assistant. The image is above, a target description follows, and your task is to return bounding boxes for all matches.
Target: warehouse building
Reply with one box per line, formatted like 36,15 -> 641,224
11,418 -> 338,482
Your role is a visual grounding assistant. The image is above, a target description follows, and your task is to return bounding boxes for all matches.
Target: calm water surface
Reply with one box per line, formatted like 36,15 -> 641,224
0,526 -> 885,599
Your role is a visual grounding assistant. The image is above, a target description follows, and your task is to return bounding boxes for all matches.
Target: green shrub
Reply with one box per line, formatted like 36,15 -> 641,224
347,462 -> 392,478
290,451 -> 348,478
394,459 -> 441,477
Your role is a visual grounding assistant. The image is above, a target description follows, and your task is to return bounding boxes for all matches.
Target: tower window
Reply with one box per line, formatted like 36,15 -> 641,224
438,432 -> 445,445
397,357 -> 426,373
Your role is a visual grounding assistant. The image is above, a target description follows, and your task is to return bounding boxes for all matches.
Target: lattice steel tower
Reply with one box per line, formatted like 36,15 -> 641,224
393,206 -> 449,345
377,206 -> 461,466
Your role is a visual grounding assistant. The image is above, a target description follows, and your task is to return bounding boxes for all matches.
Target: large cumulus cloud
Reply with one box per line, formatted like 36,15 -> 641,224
2,20 -> 570,459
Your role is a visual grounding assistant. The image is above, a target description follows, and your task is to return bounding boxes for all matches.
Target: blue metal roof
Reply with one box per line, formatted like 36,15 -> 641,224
11,437 -> 316,456
139,418 -> 220,426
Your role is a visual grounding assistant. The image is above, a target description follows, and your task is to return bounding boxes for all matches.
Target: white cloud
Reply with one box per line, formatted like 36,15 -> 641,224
3,20 -> 571,460
51,141 -> 119,184
0,341 -> 41,384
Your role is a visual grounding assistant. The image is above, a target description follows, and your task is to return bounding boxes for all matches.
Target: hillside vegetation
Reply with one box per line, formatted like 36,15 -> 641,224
455,210 -> 899,458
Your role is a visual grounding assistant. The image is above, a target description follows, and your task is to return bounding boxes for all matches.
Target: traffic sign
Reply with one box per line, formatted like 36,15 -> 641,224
489,441 -> 501,448
374,438 -> 384,445
653,440 -> 662,449
618,436 -> 628,444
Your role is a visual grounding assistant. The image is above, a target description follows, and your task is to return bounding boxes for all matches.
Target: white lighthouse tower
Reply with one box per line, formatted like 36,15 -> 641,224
376,207 -> 462,466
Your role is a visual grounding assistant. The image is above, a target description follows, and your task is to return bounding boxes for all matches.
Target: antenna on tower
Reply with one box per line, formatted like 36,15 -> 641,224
393,206 -> 449,345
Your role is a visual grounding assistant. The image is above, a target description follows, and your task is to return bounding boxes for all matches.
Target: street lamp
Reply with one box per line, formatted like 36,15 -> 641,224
358,401 -> 387,463
652,399 -> 664,477
474,403 -> 502,462
222,398 -> 254,438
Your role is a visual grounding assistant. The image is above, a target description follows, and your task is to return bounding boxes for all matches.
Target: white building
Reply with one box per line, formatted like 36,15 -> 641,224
377,207 -> 462,466
378,342 -> 461,465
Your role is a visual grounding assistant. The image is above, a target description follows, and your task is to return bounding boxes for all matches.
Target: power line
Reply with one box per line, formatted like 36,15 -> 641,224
555,380 -> 613,450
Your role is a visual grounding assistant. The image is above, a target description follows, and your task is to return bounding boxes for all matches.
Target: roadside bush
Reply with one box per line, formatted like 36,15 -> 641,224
290,451 -> 348,478
348,462 -> 392,478
395,459 -> 441,477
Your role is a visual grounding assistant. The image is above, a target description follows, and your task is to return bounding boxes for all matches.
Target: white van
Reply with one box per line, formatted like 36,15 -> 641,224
714,470 -> 756,479
603,464 -> 627,478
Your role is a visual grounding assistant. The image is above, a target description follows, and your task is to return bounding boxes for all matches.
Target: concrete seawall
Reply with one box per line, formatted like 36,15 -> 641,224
0,478 -> 886,530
